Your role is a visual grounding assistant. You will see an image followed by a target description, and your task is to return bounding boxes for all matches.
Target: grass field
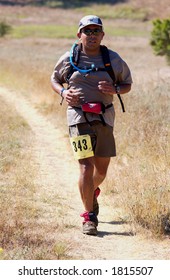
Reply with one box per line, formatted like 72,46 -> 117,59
0,1 -> 170,259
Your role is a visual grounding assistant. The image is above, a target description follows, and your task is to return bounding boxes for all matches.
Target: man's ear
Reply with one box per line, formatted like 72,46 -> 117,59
77,32 -> 81,39
101,31 -> 105,40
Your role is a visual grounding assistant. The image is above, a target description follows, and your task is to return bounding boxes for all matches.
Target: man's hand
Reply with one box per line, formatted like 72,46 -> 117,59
63,89 -> 81,106
98,81 -> 115,95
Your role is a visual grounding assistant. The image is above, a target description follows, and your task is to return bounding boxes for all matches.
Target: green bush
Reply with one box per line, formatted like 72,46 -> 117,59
0,21 -> 12,37
150,19 -> 170,64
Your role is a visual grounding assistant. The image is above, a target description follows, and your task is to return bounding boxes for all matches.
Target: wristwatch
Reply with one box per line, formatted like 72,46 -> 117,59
60,88 -> 66,97
60,88 -> 66,105
115,85 -> 120,94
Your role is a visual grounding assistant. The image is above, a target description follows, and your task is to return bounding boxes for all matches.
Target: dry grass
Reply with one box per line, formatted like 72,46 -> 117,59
0,97 -> 35,258
104,39 -> 170,236
0,98 -> 73,259
111,86 -> 170,236
0,3 -> 169,258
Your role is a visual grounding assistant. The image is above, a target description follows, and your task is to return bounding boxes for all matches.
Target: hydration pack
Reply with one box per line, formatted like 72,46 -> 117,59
67,43 -> 125,113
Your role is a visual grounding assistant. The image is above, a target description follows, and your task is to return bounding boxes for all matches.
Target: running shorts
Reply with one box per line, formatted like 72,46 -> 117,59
69,120 -> 116,158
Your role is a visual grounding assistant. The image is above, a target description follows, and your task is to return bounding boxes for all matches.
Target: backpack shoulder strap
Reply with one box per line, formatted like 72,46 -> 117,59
100,45 -> 116,83
72,43 -> 81,65
100,45 -> 125,112
66,43 -> 81,83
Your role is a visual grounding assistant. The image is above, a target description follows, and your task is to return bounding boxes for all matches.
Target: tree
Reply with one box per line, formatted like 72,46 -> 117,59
150,19 -> 170,64
0,21 -> 12,37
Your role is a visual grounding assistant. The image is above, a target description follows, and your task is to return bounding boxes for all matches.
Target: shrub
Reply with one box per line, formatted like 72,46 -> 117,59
150,18 -> 170,64
0,21 -> 12,37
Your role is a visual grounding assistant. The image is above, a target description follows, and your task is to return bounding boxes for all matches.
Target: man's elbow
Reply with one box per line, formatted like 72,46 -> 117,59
126,84 -> 132,93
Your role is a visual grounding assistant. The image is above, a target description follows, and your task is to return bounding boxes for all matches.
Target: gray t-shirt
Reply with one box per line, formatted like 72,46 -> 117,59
51,48 -> 132,127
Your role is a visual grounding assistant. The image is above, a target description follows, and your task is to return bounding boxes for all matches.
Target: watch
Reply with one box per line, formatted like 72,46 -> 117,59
60,88 -> 66,97
60,88 -> 66,106
115,85 -> 120,94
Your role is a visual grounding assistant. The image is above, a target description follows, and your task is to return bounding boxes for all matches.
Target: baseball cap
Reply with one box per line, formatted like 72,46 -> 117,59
78,15 -> 103,33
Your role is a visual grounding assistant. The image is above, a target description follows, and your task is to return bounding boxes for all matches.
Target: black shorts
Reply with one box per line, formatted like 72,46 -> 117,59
69,121 -> 116,157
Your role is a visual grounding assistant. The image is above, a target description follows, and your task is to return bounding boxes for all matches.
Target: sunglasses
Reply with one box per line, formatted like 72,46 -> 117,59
81,28 -> 103,36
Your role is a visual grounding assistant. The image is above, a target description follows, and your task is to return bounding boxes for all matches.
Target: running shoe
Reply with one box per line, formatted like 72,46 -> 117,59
80,211 -> 98,235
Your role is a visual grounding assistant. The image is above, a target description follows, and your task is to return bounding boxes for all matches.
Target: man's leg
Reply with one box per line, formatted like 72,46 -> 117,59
78,157 -> 99,235
78,156 -> 110,211
92,156 -> 110,216
78,157 -> 94,212
93,156 -> 111,190
78,156 -> 111,235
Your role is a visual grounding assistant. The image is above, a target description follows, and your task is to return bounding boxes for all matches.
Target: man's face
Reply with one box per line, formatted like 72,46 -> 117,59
78,24 -> 104,50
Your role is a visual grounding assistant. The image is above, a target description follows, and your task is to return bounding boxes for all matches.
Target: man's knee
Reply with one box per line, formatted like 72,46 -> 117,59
79,158 -> 94,177
94,157 -> 110,177
95,168 -> 107,179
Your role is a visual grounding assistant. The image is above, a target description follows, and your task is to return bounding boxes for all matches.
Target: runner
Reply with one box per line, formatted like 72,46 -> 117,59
51,15 -> 132,235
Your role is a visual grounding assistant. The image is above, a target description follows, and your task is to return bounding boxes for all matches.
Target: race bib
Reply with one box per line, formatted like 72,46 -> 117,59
70,134 -> 94,160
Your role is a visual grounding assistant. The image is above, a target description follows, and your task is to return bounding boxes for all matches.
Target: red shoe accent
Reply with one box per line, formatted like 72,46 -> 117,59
94,187 -> 101,198
80,211 -> 90,223
80,211 -> 98,225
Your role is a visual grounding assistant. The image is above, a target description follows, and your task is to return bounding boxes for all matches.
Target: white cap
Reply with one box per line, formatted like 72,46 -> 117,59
78,15 -> 103,32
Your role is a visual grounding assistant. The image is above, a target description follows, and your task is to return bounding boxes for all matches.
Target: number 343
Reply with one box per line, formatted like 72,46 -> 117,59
70,134 -> 94,160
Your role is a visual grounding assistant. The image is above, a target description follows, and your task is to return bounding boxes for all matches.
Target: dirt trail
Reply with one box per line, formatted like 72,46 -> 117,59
0,86 -> 169,260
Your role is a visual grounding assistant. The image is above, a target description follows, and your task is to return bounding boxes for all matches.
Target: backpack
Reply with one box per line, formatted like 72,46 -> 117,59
67,43 -> 125,113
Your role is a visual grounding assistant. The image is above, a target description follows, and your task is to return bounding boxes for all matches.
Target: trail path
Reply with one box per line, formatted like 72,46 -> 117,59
0,86 -> 169,260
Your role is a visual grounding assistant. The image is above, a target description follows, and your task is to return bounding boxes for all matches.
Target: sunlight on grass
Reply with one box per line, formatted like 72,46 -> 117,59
11,25 -> 77,39
10,23 -> 149,39
77,4 -> 148,21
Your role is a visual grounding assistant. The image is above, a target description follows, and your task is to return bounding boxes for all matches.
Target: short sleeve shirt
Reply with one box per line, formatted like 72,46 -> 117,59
51,48 -> 132,127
